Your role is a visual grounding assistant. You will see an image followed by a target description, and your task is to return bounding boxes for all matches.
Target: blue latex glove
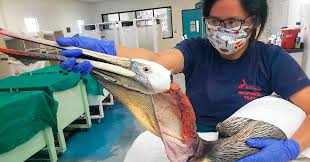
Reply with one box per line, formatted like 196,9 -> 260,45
60,57 -> 93,76
237,138 -> 300,162
56,36 -> 117,76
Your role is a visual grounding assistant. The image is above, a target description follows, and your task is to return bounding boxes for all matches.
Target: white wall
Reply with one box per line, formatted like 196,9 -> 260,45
0,0 -> 95,36
90,0 -> 199,51
287,0 -> 310,28
0,17 -> 5,30
264,0 -> 310,35
259,0 -> 290,41
270,0 -> 289,31
0,0 -> 6,29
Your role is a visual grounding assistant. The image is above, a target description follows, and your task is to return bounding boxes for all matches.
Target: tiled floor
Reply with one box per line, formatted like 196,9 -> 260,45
59,102 -> 145,162
97,121 -> 145,162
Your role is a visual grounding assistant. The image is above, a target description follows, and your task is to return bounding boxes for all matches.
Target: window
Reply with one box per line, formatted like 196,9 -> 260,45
24,17 -> 39,33
103,13 -> 119,22
154,8 -> 173,38
101,6 -> 173,39
136,10 -> 153,19
136,10 -> 154,26
77,20 -> 85,34
120,12 -> 135,21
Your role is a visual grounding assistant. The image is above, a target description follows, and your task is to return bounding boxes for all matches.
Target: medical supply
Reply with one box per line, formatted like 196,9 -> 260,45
275,32 -> 282,46
296,32 -> 302,49
281,28 -> 301,49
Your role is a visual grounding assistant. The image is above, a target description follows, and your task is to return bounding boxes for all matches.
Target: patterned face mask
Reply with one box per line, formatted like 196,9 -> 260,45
206,25 -> 251,55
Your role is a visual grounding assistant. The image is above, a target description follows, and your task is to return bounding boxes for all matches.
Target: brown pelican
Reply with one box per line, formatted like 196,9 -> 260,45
0,29 -> 308,162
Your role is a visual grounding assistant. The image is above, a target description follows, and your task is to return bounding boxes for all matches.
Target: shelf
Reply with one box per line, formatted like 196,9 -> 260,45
284,48 -> 304,53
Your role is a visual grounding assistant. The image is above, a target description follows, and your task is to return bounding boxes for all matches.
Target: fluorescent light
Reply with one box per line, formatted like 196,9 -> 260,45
24,17 -> 39,33
77,20 -> 85,34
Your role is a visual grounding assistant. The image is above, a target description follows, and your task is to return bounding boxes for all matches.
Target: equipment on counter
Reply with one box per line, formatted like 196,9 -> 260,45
82,22 -> 120,45
98,22 -> 119,44
281,28 -> 301,49
82,24 -> 101,40
136,18 -> 161,52
118,20 -> 139,48
82,18 -> 162,52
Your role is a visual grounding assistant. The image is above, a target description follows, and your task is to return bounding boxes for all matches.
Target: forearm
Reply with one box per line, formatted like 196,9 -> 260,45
292,116 -> 310,151
290,87 -> 310,151
116,45 -> 158,61
116,45 -> 185,73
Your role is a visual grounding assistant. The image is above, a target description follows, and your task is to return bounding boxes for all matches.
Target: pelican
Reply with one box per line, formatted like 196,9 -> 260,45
1,29 -> 309,162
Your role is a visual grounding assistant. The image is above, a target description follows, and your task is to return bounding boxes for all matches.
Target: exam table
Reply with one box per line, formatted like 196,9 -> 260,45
0,66 -> 104,153
0,91 -> 58,162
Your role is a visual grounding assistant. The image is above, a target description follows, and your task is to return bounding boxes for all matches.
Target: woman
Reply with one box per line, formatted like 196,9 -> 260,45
57,0 -> 310,161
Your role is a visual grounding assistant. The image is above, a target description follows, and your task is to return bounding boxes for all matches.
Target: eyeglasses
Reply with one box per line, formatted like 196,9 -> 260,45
204,16 -> 254,31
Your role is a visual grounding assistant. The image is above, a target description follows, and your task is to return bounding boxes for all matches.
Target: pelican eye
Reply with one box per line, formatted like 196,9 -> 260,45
142,66 -> 151,73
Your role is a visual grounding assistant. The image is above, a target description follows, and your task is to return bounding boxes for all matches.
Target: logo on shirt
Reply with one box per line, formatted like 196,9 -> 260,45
238,79 -> 262,101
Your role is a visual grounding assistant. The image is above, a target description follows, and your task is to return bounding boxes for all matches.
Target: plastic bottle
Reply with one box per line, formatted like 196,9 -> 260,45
296,32 -> 301,49
295,22 -> 304,48
296,22 -> 302,29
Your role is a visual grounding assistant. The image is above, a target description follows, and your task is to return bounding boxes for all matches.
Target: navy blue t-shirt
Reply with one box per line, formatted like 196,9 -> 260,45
175,38 -> 310,129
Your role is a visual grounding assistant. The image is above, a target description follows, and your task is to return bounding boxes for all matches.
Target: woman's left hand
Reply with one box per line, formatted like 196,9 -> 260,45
237,138 -> 300,162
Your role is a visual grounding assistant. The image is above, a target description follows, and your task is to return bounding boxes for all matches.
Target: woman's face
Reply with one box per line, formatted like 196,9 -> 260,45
209,0 -> 254,59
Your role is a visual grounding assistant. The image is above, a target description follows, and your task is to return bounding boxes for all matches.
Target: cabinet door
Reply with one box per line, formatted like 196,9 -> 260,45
182,9 -> 204,39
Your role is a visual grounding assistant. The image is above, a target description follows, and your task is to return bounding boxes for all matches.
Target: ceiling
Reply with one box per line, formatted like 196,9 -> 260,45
76,0 -> 106,3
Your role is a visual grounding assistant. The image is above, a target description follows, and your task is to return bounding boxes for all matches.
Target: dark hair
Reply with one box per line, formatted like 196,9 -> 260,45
202,0 -> 268,40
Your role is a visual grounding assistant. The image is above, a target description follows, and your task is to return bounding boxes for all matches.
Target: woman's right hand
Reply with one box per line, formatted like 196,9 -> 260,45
56,36 -> 117,76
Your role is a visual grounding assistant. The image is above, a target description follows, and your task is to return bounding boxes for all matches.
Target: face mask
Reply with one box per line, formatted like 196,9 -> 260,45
206,26 -> 250,55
